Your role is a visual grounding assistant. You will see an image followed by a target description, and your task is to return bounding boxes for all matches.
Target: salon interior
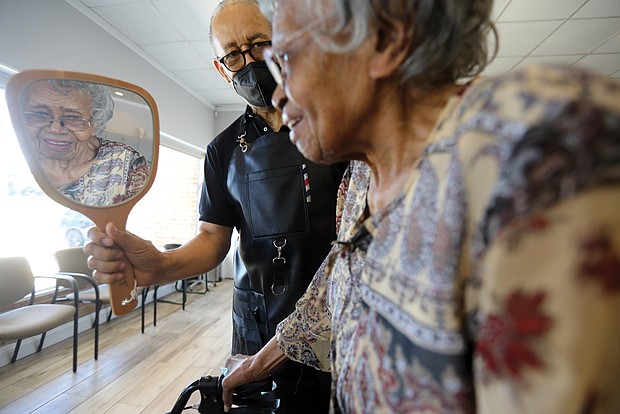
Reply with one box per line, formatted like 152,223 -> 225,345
0,0 -> 618,413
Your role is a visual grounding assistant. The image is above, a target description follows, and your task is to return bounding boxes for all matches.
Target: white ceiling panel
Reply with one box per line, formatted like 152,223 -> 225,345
595,32 -> 620,53
495,21 -> 561,56
575,53 -> 620,76
516,55 -> 584,69
574,0 -> 620,18
499,0 -> 585,21
533,18 -> 620,55
65,0 -> 620,111
482,56 -> 523,77
491,0 -> 511,20
142,41 -> 210,71
92,2 -> 185,45
151,0 -> 213,41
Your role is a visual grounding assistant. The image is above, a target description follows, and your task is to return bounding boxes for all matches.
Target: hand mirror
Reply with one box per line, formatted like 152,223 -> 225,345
5,69 -> 159,315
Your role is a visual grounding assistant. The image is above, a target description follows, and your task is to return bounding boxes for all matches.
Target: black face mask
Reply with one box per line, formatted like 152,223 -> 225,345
232,61 -> 277,108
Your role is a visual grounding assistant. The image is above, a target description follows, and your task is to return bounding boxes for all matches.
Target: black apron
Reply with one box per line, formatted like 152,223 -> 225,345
226,124 -> 339,356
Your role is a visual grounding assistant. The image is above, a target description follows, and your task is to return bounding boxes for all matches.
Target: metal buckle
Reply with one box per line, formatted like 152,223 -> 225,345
271,239 -> 287,295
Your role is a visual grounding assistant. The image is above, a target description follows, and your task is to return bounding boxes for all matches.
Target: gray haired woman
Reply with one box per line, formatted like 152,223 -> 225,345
222,0 -> 620,412
23,79 -> 148,206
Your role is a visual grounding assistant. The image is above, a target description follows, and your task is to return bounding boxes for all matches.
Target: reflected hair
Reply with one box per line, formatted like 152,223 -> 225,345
259,0 -> 497,88
51,80 -> 114,137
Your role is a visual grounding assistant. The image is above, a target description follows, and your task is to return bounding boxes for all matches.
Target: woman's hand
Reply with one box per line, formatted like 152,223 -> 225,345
221,338 -> 289,412
221,354 -> 266,412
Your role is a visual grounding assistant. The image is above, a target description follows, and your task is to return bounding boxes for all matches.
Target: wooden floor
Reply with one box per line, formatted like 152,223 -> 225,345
0,279 -> 233,414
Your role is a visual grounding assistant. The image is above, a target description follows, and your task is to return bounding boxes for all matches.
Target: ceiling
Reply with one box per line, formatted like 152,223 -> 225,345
67,0 -> 620,112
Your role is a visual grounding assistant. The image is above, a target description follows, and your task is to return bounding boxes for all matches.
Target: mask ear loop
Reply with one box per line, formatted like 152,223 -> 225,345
121,279 -> 139,305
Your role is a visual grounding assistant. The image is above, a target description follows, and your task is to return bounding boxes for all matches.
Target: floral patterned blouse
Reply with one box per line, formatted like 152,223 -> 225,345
60,138 -> 149,206
275,65 -> 620,413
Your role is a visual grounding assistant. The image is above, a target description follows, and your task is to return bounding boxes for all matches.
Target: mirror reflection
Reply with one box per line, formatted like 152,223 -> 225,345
19,79 -> 154,206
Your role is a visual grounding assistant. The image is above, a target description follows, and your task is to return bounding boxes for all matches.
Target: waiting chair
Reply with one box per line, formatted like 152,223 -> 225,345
0,257 -> 80,372
139,243 -> 185,333
141,243 -> 206,333
54,247 -> 110,359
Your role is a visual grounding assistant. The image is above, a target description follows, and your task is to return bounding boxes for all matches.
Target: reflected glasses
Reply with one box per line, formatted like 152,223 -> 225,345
24,112 -> 92,132
218,40 -> 272,72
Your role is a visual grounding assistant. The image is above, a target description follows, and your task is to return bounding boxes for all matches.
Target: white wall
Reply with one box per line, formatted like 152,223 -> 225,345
214,109 -> 244,135
0,0 -> 215,150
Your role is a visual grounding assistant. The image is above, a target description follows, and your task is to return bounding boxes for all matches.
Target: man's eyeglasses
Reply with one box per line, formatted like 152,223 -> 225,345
24,112 -> 92,132
218,40 -> 272,72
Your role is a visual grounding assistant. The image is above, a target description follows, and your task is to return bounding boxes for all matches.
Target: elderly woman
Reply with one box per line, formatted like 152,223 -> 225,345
220,0 -> 620,412
22,79 -> 148,206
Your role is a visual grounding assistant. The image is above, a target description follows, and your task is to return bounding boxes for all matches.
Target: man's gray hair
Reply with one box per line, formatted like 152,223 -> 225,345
209,0 -> 260,54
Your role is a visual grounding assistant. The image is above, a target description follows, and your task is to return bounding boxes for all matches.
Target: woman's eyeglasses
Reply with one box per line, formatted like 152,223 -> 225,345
218,40 -> 272,72
24,112 -> 92,132
263,21 -> 322,87
263,47 -> 287,87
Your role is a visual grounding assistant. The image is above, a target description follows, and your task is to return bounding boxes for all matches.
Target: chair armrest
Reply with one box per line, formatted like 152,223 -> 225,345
34,274 -> 80,307
56,272 -> 100,301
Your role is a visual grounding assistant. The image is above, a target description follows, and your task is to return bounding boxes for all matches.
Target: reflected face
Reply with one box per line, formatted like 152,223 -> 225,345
24,82 -> 94,161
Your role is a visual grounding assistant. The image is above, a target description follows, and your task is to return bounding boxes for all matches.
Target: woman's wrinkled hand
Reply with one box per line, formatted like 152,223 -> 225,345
221,353 -> 265,412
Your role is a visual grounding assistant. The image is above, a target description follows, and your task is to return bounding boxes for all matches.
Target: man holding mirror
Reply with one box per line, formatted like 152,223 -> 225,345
86,0 -> 344,412
22,79 -> 149,206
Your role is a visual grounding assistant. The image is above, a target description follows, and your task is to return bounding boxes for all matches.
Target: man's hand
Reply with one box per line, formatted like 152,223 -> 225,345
83,222 -> 163,287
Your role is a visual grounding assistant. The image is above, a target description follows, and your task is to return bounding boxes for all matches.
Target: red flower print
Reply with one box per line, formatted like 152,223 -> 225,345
477,290 -> 552,380
501,213 -> 551,251
579,231 -> 620,294
526,214 -> 550,230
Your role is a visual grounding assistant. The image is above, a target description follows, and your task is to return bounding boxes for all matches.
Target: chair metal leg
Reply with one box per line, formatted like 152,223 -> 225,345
153,285 -> 158,327
158,280 -> 192,307
72,310 -> 78,373
93,300 -> 100,360
37,332 -> 47,352
141,287 -> 149,334
11,339 -> 22,363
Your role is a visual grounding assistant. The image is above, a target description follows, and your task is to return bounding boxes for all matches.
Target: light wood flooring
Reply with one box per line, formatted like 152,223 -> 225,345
0,279 -> 233,414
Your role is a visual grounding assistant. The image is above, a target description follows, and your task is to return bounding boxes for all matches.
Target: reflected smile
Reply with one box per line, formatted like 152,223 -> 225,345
41,137 -> 72,147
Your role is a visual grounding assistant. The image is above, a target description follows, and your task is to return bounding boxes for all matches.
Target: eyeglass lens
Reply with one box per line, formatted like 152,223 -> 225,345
24,112 -> 91,132
262,21 -> 322,87
264,49 -> 284,86
222,41 -> 271,72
